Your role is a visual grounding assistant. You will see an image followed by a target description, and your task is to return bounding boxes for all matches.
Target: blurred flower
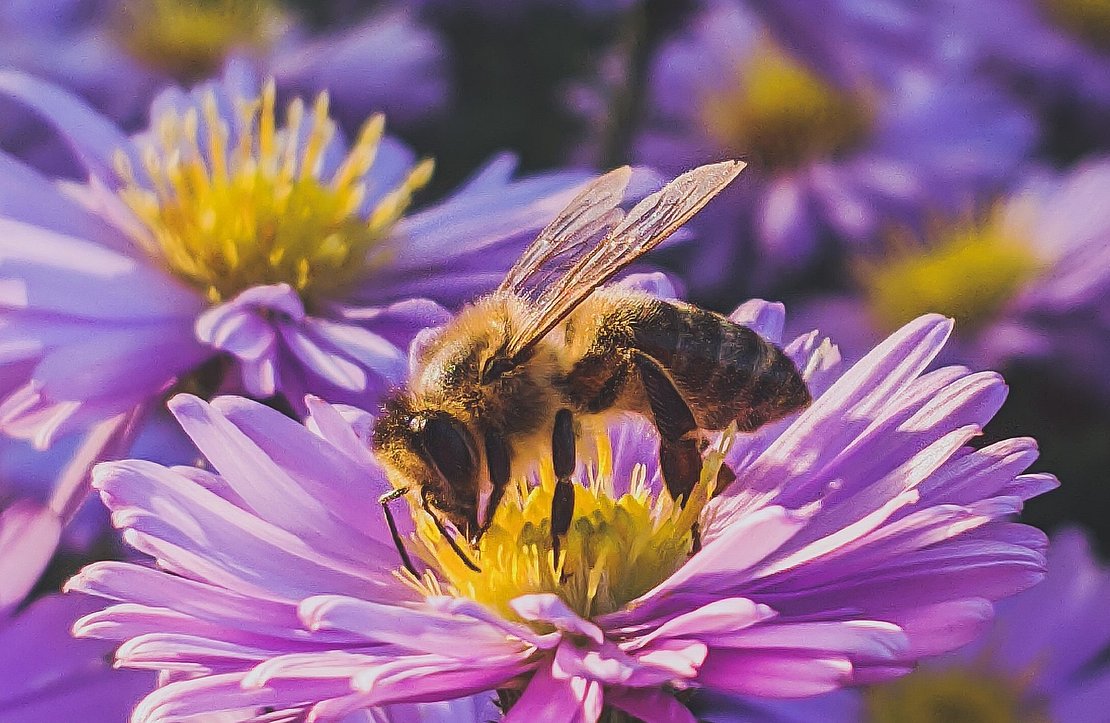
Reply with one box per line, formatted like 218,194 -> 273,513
67,301 -> 1053,720
792,157 -> 1110,396
0,65 -> 592,449
633,0 -> 1035,291
702,528 -> 1110,722
0,0 -> 446,171
942,0 -> 1110,119
0,501 -> 154,721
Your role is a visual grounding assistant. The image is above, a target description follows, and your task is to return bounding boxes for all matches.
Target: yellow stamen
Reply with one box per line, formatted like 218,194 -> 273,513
115,82 -> 433,305
405,432 -> 730,625
860,210 -> 1042,333
114,0 -> 287,82
701,40 -> 873,171
865,666 -> 1047,723
1040,0 -> 1110,51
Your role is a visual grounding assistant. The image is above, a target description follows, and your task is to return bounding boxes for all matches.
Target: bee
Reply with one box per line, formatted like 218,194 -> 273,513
372,160 -> 811,572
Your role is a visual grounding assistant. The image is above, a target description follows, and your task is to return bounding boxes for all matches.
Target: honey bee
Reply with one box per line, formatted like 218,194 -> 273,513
373,160 -> 811,572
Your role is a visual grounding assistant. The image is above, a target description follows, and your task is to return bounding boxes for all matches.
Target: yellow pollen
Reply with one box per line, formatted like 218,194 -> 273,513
701,41 -> 873,171
1040,0 -> 1110,51
406,433 -> 729,623
860,211 -> 1042,334
115,80 -> 434,304
114,0 -> 287,82
865,666 -> 1048,723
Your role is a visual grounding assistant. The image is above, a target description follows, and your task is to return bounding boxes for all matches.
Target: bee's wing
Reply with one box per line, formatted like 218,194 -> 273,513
497,165 -> 633,296
504,159 -> 746,360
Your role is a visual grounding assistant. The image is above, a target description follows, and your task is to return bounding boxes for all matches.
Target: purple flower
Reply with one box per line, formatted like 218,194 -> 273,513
0,65 -> 593,449
67,301 -> 1054,720
0,500 -> 154,721
941,0 -> 1110,118
791,157 -> 1110,396
706,528 -> 1110,722
0,1 -> 446,171
633,0 -> 1035,291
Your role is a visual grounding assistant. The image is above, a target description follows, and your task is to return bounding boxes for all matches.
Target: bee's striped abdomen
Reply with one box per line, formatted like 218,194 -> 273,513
628,298 -> 810,432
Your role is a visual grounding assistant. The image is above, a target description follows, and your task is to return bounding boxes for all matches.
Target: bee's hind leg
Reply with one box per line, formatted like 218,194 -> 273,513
631,351 -> 705,553
551,408 -> 576,566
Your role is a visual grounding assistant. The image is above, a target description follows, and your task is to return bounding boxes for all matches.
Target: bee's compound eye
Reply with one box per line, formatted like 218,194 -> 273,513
421,416 -> 477,489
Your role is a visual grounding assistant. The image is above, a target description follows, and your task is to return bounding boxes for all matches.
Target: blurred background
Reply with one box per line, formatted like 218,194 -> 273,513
0,0 -> 1107,559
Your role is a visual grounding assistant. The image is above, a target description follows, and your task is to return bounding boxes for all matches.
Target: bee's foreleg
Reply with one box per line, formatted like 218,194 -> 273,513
551,408 -> 576,565
421,488 -> 481,573
478,427 -> 512,540
379,487 -> 418,576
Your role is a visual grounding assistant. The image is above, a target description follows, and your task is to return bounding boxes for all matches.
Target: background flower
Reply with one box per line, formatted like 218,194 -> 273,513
789,157 -> 1110,397
0,0 -> 447,173
630,0 -> 1035,294
0,65 -> 593,450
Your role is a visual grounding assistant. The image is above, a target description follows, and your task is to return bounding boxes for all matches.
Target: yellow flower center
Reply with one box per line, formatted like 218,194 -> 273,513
860,212 -> 1042,334
115,80 -> 433,304
865,667 -> 1048,723
114,0 -> 287,82
406,433 -> 727,623
701,42 -> 873,171
1040,0 -> 1110,51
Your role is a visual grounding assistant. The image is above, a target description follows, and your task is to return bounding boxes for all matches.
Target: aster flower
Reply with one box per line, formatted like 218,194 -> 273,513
67,300 -> 1053,721
0,0 -> 446,170
790,157 -> 1110,396
633,0 -> 1035,291
941,0 -> 1110,122
0,65 -> 593,450
0,495 -> 154,721
699,528 -> 1110,722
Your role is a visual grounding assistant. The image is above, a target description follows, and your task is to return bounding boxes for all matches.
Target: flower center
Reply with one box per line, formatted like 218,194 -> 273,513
407,434 -> 726,623
860,213 -> 1042,334
864,667 -> 1046,723
115,80 -> 433,304
1040,0 -> 1110,51
114,0 -> 286,82
701,41 -> 872,171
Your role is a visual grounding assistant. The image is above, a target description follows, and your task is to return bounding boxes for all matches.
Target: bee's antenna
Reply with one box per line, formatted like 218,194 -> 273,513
420,489 -> 482,573
379,487 -> 418,576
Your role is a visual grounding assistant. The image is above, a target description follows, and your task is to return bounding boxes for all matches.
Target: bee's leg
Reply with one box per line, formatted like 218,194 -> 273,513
379,487 -> 418,576
631,351 -> 701,504
631,352 -> 704,553
551,408 -> 576,565
421,488 -> 481,573
478,428 -> 512,541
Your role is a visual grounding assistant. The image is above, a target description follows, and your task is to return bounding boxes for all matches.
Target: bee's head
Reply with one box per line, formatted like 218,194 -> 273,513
373,395 -> 481,535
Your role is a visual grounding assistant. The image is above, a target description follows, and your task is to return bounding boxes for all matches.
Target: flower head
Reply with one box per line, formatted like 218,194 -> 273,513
68,300 -> 1054,721
792,157 -> 1110,396
0,1 -> 447,171
633,0 -> 1035,291
943,0 -> 1110,119
0,66 -> 592,449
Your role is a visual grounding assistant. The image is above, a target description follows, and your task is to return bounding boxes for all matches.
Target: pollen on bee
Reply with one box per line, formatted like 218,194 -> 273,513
114,78 -> 434,304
